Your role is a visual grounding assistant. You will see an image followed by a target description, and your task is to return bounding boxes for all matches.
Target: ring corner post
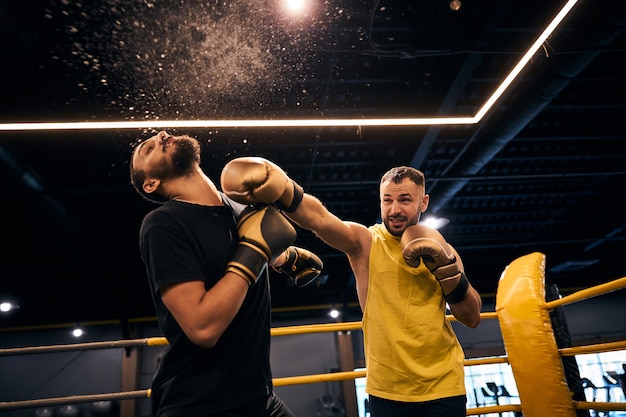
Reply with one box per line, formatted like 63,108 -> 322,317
495,252 -> 577,417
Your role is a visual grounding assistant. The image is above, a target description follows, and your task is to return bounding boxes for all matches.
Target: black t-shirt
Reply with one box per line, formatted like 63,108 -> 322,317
139,198 -> 272,417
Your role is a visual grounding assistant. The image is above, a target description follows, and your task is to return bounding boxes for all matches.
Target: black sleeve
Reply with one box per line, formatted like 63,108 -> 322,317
140,211 -> 205,295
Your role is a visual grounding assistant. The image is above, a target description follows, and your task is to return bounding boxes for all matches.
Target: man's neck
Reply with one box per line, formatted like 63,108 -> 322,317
169,169 -> 223,206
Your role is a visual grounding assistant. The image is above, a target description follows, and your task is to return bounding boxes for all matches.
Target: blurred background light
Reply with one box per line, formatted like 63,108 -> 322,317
420,216 -> 450,229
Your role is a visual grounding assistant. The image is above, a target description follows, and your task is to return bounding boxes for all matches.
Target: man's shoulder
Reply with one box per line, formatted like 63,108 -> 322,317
339,221 -> 372,259
143,202 -> 172,218
368,223 -> 385,234
140,202 -> 180,229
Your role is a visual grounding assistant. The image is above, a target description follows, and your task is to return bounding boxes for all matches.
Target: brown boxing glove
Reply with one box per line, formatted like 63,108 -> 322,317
401,224 -> 469,304
272,246 -> 323,288
226,205 -> 297,285
220,157 -> 303,212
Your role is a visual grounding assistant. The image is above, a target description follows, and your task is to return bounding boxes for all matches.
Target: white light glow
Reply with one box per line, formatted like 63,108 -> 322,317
72,328 -> 84,337
280,0 -> 312,20
420,216 -> 450,229
0,0 -> 578,132
285,0 -> 306,13
0,302 -> 12,312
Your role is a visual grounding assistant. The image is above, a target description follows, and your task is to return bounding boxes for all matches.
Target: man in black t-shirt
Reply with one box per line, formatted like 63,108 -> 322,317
130,131 -> 320,417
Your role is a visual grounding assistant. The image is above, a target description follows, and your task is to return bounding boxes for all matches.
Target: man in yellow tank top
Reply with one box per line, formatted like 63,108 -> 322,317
221,159 -> 483,417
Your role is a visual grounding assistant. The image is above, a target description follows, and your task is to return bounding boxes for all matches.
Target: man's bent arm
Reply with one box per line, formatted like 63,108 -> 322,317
448,285 -> 482,328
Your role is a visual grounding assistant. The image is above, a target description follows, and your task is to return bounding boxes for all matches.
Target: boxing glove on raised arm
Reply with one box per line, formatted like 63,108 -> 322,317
220,157 -> 304,212
401,224 -> 469,304
272,246 -> 324,288
227,205 -> 297,285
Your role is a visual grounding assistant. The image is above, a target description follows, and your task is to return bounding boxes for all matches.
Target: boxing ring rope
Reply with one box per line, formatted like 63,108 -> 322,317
1,253 -> 625,416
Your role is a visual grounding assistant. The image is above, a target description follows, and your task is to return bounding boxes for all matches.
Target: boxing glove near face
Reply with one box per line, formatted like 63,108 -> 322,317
220,157 -> 303,212
401,224 -> 469,303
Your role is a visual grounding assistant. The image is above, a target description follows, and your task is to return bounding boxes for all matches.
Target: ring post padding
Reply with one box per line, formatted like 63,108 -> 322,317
496,252 -> 576,417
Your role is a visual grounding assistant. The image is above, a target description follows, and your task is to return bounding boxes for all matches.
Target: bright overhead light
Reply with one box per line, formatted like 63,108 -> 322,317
420,216 -> 450,229
0,302 -> 19,313
285,0 -> 306,13
0,0 -> 579,132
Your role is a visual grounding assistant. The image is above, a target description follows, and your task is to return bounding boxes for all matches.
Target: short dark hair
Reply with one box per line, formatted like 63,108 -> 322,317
380,166 -> 425,188
129,148 -> 167,204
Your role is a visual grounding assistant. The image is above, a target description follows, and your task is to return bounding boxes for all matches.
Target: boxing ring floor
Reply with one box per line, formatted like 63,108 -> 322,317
1,252 -> 625,417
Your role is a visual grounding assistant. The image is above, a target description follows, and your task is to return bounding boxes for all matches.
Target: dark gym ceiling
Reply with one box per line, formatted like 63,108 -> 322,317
1,0 -> 625,328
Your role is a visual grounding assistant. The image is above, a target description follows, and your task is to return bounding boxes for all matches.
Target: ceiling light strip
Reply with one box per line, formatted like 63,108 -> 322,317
0,117 -> 476,131
0,0 -> 578,132
474,0 -> 579,121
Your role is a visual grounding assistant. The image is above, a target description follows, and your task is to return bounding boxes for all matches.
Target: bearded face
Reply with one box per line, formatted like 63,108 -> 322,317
169,135 -> 201,178
379,178 -> 427,236
147,134 -> 201,181
130,132 -> 204,203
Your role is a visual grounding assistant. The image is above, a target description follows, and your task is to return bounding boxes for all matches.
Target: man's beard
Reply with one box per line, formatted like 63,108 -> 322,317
383,214 -> 420,237
169,135 -> 201,178
383,218 -> 404,237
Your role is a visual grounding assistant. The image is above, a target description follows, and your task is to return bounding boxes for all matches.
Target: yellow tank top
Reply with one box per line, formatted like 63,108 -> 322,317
363,223 -> 466,402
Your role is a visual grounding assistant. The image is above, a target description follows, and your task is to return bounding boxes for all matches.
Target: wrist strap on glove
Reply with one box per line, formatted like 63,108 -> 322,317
444,273 -> 470,304
226,242 -> 269,285
275,181 -> 304,213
